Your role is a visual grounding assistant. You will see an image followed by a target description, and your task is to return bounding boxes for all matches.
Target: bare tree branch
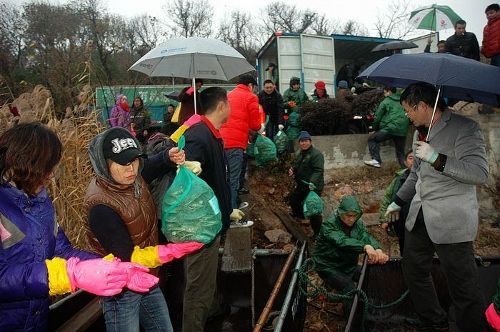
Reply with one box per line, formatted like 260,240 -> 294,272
165,0 -> 213,38
374,0 -> 415,39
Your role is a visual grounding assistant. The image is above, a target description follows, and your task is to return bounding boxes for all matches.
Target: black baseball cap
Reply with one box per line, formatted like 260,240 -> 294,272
102,128 -> 146,165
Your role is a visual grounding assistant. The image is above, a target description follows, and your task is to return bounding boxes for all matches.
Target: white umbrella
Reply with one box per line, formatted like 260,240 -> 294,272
129,37 -> 254,114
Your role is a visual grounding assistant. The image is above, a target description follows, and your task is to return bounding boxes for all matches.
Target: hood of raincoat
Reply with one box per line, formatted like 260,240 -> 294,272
335,195 -> 363,221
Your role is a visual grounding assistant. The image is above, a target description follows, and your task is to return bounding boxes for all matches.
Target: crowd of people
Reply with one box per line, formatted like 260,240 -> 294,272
1,4 -> 499,332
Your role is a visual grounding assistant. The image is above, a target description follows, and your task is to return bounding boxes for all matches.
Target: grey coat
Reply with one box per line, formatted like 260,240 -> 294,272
396,109 -> 488,244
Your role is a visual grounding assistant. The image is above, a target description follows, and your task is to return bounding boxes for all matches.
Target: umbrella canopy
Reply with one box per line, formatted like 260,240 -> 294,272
129,37 -> 255,81
409,4 -> 462,31
371,41 -> 418,52
357,53 -> 500,106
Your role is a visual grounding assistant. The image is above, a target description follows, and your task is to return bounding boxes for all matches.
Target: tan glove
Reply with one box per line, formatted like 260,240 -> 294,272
183,161 -> 202,175
230,209 -> 245,222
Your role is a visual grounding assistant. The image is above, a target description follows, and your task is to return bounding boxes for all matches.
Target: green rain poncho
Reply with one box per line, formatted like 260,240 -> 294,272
313,195 -> 381,277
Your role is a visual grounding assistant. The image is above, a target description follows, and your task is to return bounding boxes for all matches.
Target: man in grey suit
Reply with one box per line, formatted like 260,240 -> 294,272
385,82 -> 489,331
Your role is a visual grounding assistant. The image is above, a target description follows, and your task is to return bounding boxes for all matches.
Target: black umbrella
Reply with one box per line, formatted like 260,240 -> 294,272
371,41 -> 418,52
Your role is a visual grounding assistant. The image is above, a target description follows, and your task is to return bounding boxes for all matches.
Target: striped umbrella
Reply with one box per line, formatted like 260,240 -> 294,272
409,4 -> 462,31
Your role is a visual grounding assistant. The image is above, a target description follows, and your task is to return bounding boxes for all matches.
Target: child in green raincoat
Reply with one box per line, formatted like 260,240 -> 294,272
313,195 -> 389,292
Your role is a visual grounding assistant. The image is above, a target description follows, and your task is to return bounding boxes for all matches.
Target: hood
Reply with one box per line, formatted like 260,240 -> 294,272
388,92 -> 401,102
88,127 -> 144,185
115,94 -> 124,104
336,195 -> 362,220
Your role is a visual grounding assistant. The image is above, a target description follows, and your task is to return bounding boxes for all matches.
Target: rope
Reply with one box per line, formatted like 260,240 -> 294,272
296,258 -> 409,331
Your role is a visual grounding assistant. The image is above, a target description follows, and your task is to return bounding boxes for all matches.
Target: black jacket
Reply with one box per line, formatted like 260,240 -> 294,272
258,90 -> 284,124
445,32 -> 480,60
184,118 -> 232,233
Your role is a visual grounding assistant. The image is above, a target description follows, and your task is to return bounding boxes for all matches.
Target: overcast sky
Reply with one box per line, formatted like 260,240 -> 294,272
100,0 -> 491,44
19,0 -> 492,45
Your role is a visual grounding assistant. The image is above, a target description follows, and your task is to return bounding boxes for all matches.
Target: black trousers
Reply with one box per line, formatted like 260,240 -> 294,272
402,209 -> 487,331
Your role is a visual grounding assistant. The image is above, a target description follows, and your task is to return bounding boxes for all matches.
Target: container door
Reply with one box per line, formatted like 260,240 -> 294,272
277,36 -> 302,93
299,35 -> 336,97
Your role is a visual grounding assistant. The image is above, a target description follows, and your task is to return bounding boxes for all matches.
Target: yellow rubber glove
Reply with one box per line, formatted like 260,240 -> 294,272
45,257 -> 72,296
183,161 -> 202,175
230,209 -> 245,222
130,245 -> 162,269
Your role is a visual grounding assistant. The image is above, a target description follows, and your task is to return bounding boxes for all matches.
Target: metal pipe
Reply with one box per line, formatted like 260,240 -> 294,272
345,254 -> 369,332
218,248 -> 289,256
274,242 -> 307,332
253,245 -> 298,332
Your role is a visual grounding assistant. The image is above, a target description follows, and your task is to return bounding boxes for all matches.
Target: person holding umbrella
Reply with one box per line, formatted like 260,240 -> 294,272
385,82 -> 489,330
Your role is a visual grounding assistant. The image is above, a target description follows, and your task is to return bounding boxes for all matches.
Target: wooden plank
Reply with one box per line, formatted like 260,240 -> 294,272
221,227 -> 253,273
273,208 -> 309,243
55,297 -> 101,332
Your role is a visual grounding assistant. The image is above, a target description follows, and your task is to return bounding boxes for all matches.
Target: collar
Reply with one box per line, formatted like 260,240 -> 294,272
201,116 -> 221,139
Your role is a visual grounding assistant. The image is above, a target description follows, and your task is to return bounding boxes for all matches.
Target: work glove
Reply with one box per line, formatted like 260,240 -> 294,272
102,254 -> 159,293
46,257 -> 145,296
230,208 -> 245,222
384,202 -> 401,223
278,124 -> 284,131
131,242 -> 204,268
415,141 -> 438,164
485,303 -> 500,331
364,245 -> 378,264
287,101 -> 296,108
183,160 -> 202,175
258,124 -> 265,134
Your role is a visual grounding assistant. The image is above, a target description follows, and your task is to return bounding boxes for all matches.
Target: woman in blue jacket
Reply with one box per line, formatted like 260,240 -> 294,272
0,123 -> 158,331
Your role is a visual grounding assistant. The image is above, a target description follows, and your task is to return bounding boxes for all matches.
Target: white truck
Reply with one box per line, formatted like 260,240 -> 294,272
256,32 -> 400,96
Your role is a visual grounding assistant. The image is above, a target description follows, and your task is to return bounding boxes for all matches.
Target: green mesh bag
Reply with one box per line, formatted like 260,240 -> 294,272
161,165 -> 222,244
303,190 -> 324,218
273,130 -> 288,155
254,134 -> 277,166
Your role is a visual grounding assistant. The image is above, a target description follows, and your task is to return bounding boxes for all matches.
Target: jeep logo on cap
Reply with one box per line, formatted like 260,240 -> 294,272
111,138 -> 138,154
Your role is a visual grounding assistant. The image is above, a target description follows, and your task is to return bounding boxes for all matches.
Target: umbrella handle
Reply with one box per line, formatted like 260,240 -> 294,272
426,85 -> 441,141
193,77 -> 197,115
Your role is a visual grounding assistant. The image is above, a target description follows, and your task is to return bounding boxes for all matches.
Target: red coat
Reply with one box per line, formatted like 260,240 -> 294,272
482,16 -> 500,58
220,84 -> 261,149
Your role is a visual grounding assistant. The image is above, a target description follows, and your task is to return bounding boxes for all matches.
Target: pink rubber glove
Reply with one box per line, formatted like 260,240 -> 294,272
486,303 -> 500,331
66,257 -> 128,296
122,262 -> 159,293
158,242 -> 204,264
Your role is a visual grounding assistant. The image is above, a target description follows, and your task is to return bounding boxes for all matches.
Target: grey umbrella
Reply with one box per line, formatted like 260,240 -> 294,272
129,37 -> 255,113
371,41 -> 418,52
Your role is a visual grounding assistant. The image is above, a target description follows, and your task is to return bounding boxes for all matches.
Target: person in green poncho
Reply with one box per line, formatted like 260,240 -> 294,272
313,195 -> 389,292
288,131 -> 324,237
282,77 -> 309,147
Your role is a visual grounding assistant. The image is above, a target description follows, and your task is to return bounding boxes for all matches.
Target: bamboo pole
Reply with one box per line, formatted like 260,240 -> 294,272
253,245 -> 298,332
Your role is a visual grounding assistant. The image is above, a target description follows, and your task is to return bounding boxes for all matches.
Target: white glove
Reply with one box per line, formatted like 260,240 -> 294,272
415,141 -> 438,164
230,209 -> 245,222
384,202 -> 401,223
258,123 -> 265,134
278,124 -> 284,131
183,161 -> 202,175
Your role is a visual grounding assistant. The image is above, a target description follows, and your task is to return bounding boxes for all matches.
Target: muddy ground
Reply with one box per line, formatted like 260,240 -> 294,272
242,159 -> 500,332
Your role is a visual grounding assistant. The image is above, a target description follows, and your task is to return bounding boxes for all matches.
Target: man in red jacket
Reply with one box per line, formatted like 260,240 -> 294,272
482,3 -> 500,67
220,75 -> 262,215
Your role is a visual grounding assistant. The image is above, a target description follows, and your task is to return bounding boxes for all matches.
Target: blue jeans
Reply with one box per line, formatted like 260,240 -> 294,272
491,54 -> 500,67
226,148 -> 244,209
101,286 -> 173,332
